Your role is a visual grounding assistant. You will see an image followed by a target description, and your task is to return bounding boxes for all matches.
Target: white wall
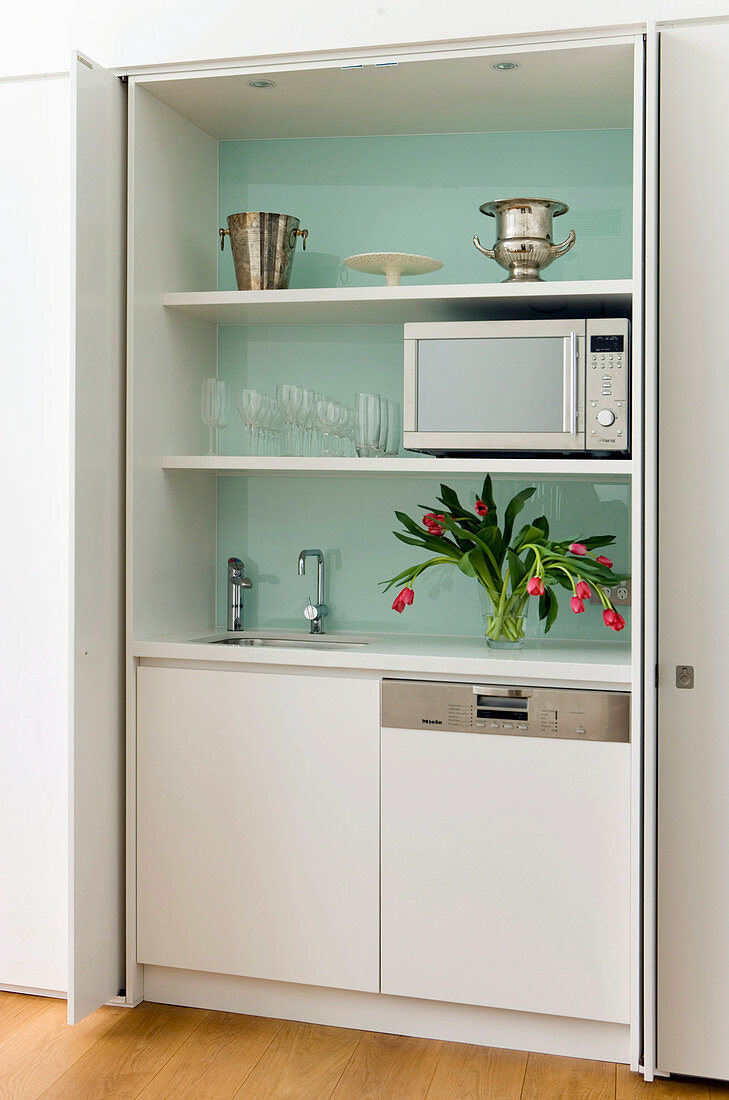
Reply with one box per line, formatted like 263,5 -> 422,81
1,0 -> 727,78
0,75 -> 70,993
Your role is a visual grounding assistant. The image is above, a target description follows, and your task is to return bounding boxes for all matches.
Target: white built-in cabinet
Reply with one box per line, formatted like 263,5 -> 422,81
122,30 -> 648,1072
11,18 -> 712,1080
136,666 -> 380,992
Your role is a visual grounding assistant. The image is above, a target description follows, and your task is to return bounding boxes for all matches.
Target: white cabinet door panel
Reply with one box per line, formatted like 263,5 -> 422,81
69,50 -> 126,1023
658,23 -> 729,1081
137,666 -> 379,993
381,727 -> 630,1023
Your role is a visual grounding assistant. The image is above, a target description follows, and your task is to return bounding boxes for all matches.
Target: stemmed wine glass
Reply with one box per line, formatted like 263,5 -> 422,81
296,389 -> 317,457
236,389 -> 264,454
201,378 -> 230,456
276,384 -> 303,456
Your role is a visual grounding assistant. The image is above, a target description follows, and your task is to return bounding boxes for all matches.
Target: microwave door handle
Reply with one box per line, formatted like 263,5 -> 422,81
562,332 -> 578,434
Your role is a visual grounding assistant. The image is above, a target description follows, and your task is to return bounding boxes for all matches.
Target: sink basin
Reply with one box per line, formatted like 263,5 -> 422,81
192,635 -> 369,650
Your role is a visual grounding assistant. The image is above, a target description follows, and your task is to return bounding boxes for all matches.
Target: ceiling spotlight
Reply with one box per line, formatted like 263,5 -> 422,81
247,79 -> 277,89
491,61 -> 520,71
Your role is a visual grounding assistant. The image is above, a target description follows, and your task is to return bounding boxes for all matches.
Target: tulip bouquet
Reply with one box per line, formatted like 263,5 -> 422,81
382,475 -> 626,647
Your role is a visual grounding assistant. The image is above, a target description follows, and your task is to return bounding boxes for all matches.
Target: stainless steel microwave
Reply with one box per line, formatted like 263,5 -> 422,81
403,318 -> 630,455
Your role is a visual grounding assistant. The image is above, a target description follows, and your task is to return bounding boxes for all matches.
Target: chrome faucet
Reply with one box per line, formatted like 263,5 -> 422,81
227,557 -> 252,631
298,549 -> 328,634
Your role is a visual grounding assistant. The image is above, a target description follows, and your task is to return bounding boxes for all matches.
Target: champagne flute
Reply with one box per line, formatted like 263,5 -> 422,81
201,378 -> 230,456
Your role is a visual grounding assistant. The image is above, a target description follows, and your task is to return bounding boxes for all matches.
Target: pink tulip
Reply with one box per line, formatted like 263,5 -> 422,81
527,576 -> 545,596
575,580 -> 592,600
426,524 -> 444,537
603,608 -> 626,632
569,543 -> 587,556
596,555 -> 613,568
392,586 -> 415,613
570,595 -> 585,614
475,500 -> 488,516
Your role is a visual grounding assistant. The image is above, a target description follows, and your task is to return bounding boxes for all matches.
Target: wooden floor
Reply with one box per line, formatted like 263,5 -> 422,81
2,993 -> 729,1099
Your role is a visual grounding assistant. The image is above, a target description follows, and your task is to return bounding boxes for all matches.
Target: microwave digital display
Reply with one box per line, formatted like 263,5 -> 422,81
590,334 -> 624,353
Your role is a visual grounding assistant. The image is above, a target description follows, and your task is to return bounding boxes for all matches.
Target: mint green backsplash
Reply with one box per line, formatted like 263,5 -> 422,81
217,475 -> 631,641
216,128 -> 633,641
218,129 -> 633,288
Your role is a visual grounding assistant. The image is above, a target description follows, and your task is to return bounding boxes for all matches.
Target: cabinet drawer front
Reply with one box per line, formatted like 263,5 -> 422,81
381,726 -> 630,1022
137,666 -> 380,993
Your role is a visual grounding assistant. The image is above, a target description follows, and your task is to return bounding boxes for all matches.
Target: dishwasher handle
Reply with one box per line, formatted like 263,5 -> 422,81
471,685 -> 533,697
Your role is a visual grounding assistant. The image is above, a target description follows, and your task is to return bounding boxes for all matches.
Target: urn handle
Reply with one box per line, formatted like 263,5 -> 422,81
472,233 -> 496,259
551,229 -> 576,258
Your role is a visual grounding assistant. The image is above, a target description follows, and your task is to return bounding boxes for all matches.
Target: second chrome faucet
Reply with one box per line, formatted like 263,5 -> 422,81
298,549 -> 328,634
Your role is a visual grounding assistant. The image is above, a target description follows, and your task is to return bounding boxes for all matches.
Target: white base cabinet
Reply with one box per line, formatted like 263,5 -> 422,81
381,726 -> 631,1023
137,665 -> 380,993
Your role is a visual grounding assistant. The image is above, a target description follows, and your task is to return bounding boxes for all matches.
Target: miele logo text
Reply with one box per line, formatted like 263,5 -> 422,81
421,718 -> 443,725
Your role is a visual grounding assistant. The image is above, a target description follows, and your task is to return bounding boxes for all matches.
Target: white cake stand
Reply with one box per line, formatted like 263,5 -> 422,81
343,252 -> 443,287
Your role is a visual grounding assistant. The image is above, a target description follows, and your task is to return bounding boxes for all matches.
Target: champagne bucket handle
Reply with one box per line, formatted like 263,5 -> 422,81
289,227 -> 308,251
472,233 -> 496,259
551,229 -> 576,258
219,227 -> 230,251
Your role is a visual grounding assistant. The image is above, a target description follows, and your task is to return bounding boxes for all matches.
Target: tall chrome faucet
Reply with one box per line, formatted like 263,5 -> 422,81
227,557 -> 252,631
298,549 -> 328,634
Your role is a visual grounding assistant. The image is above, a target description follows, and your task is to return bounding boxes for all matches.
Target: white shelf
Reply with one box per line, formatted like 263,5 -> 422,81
162,455 -> 633,478
162,280 -> 633,326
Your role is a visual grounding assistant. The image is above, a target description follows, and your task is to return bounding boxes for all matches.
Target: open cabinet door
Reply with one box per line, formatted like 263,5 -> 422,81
68,51 -> 126,1024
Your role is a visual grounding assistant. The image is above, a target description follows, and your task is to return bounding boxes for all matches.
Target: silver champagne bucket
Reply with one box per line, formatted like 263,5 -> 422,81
473,197 -> 576,282
219,212 -> 309,290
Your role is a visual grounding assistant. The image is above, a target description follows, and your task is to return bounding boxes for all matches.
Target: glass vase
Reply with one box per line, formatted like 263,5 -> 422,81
478,587 -> 529,649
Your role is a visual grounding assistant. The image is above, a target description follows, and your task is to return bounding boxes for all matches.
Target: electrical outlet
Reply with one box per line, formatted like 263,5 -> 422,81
602,579 -> 631,605
613,579 -> 631,606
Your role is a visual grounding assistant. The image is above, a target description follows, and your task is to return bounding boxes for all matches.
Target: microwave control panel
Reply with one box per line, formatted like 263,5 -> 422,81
585,318 -> 630,451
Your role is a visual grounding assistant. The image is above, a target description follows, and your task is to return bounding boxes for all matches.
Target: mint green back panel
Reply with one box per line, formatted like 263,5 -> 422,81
216,127 -> 633,640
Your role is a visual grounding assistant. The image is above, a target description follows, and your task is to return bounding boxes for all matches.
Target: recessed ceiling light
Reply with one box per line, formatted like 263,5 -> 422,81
247,79 -> 277,89
491,61 -> 520,71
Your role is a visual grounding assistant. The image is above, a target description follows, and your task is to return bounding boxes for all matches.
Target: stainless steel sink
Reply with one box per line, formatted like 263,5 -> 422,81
192,635 -> 369,650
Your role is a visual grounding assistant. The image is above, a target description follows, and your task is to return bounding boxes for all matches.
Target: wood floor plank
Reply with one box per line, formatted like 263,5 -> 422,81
425,1041 -> 528,1099
331,1031 -> 443,1099
0,999 -> 123,1099
0,993 -> 56,1052
617,1064 -> 729,1098
521,1052 -> 616,1100
37,1001 -> 209,1100
233,1020 -> 362,1100
137,1012 -> 285,1100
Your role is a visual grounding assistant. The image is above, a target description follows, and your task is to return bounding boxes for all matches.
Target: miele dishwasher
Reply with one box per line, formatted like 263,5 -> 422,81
380,679 -> 631,1024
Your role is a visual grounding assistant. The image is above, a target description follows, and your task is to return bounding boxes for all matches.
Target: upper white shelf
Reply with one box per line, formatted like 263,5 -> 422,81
162,280 -> 633,326
162,456 -> 632,478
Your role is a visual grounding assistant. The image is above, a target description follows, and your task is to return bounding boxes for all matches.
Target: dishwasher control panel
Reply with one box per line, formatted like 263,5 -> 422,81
382,680 -> 630,743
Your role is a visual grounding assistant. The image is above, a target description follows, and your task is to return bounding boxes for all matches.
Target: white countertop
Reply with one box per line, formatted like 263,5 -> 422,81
132,628 -> 632,689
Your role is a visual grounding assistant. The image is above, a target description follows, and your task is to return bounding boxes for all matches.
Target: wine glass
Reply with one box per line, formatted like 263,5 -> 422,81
236,389 -> 263,455
201,378 -> 230,456
315,397 -> 339,456
297,389 -> 317,457
276,384 -> 303,456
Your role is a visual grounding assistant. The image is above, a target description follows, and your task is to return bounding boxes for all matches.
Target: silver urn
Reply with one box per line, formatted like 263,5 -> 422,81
473,197 -> 576,282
